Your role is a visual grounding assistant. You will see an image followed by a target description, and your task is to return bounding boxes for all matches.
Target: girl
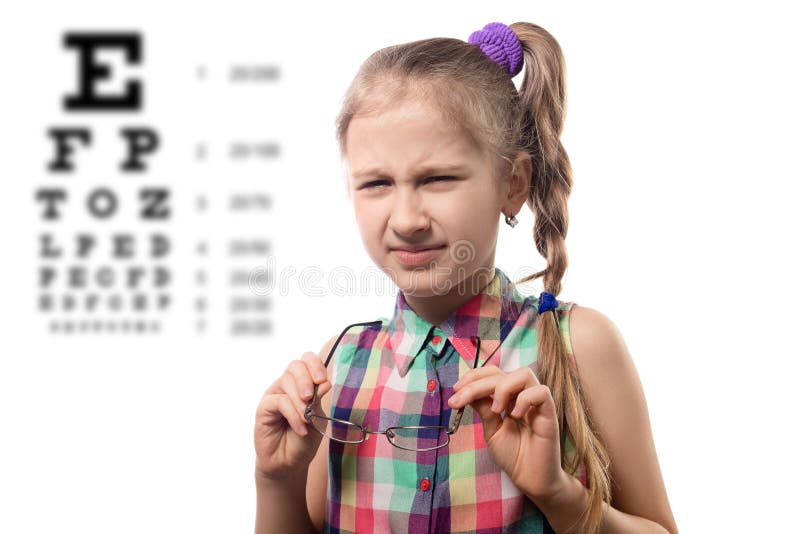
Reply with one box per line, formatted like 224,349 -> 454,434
254,21 -> 677,533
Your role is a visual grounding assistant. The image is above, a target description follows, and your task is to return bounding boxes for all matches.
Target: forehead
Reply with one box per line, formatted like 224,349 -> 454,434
346,99 -> 484,176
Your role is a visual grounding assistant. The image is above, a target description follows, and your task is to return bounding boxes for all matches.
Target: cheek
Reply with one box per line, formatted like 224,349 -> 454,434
440,202 -> 496,241
352,201 -> 383,242
352,197 -> 370,224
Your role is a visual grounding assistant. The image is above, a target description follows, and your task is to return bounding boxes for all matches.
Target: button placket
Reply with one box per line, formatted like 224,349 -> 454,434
428,327 -> 445,355
414,349 -> 440,513
426,378 -> 437,392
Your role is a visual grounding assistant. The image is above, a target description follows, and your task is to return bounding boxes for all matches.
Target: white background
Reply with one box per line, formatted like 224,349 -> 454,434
1,1 -> 798,532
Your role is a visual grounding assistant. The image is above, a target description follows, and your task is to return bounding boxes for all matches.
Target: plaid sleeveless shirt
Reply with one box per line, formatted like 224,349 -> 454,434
324,267 -> 587,533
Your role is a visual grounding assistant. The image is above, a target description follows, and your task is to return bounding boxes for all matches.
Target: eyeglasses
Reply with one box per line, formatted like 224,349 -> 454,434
304,320 -> 487,452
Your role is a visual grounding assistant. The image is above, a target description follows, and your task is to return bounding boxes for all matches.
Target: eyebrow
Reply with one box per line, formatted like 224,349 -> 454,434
351,164 -> 468,180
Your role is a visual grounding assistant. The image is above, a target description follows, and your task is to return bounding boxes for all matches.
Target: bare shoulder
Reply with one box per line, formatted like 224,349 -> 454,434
566,304 -> 679,534
566,304 -> 633,385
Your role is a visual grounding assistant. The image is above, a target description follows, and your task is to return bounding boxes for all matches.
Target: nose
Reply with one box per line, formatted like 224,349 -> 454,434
388,188 -> 430,237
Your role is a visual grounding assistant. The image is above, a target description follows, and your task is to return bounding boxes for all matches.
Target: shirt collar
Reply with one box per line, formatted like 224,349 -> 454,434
386,267 -> 531,377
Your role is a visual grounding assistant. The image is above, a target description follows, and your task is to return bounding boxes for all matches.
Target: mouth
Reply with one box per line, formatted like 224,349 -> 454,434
389,244 -> 447,252
389,244 -> 447,266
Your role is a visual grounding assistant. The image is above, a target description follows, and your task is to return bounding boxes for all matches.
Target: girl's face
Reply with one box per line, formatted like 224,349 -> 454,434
345,98 -> 518,301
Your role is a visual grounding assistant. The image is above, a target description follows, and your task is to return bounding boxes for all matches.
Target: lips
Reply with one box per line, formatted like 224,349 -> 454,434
390,245 -> 447,266
389,244 -> 446,252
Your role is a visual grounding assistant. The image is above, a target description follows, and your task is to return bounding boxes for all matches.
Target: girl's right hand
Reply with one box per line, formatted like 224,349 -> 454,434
254,351 -> 332,481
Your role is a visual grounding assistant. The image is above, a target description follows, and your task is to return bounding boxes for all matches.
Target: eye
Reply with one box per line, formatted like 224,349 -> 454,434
425,175 -> 456,183
360,179 -> 390,190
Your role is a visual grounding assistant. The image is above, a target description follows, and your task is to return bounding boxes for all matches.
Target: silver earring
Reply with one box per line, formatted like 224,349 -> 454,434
505,213 -> 518,228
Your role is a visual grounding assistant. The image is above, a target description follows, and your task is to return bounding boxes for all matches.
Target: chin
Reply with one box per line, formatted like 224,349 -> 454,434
385,262 -> 466,298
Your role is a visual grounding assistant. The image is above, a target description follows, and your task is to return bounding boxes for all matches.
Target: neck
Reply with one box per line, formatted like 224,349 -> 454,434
403,267 -> 496,326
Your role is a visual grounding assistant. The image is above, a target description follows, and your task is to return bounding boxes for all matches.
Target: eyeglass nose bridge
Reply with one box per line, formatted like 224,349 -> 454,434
377,425 -> 452,451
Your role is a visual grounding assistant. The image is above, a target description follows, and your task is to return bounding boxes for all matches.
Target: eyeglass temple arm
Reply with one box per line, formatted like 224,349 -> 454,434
309,319 -> 384,406
446,335 -> 481,434
322,319 -> 384,367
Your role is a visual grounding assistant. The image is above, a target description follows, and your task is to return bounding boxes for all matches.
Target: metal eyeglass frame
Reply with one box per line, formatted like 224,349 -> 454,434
304,320 -> 484,452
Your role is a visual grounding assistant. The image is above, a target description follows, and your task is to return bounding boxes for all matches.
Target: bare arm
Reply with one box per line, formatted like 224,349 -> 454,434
254,335 -> 337,534
255,472 -> 316,534
306,337 -> 336,531
536,305 -> 678,533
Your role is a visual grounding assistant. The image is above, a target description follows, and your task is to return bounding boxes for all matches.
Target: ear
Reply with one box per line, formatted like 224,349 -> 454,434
502,151 -> 532,215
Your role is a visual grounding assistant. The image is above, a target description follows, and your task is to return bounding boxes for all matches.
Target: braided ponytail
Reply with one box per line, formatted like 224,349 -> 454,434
510,22 -> 612,534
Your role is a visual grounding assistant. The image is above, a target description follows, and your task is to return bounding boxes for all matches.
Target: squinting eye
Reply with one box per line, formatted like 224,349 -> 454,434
361,180 -> 389,189
426,176 -> 456,183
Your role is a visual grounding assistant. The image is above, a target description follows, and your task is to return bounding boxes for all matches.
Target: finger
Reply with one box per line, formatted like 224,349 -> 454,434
295,356 -> 333,402
450,369 -> 535,413
277,394 -> 309,436
491,368 -> 539,414
509,384 -> 555,420
278,371 -> 310,419
469,396 -> 503,440
453,365 -> 504,391
448,373 -> 504,409
259,393 -> 308,436
301,351 -> 328,383
316,379 -> 333,399
304,380 -> 333,418
287,359 -> 317,401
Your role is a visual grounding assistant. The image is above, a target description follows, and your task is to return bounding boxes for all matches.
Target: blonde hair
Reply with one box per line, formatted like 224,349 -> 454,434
335,22 -> 612,533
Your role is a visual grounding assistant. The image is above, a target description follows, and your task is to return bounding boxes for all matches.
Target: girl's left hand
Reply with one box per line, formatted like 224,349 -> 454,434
448,366 -> 569,505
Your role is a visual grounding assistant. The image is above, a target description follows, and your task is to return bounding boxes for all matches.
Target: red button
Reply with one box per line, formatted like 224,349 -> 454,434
419,478 -> 431,491
432,335 -> 442,344
427,379 -> 437,392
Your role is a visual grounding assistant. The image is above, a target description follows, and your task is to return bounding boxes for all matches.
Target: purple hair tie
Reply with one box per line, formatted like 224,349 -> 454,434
537,291 -> 558,314
467,22 -> 524,77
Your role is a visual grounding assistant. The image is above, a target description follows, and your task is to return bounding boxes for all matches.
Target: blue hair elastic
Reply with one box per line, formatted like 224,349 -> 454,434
537,291 -> 558,314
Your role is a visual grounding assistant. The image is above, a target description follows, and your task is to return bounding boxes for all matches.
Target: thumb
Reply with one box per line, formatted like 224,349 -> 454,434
470,397 -> 503,442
